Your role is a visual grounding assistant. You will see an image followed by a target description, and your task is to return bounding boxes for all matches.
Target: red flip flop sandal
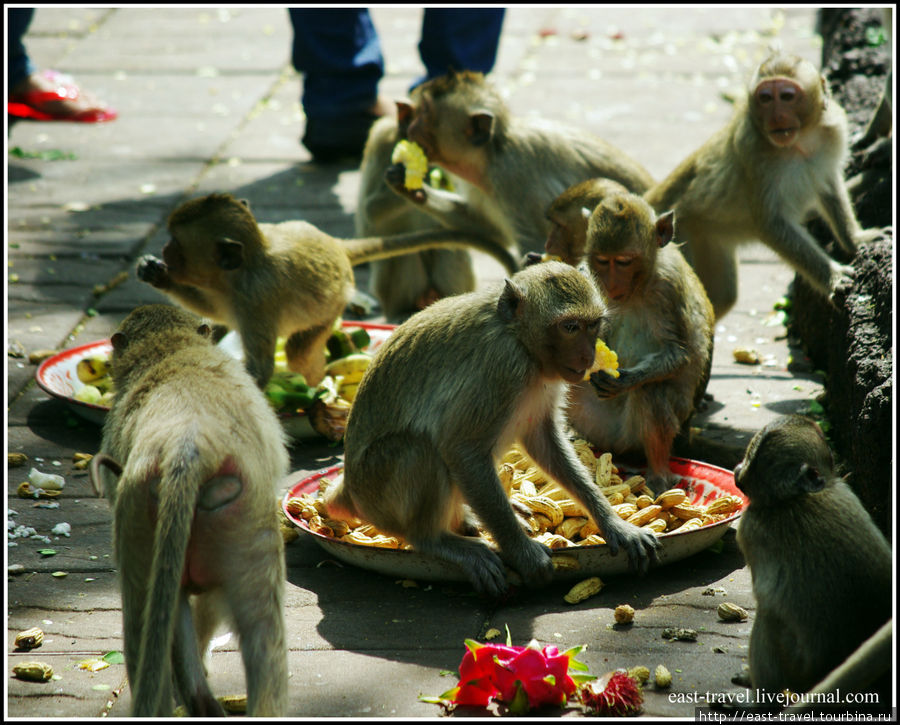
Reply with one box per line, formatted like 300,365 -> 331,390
7,70 -> 118,123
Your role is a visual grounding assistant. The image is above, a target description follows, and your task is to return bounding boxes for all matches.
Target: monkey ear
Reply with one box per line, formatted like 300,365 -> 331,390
796,462 -> 826,493
656,210 -> 675,247
110,331 -> 128,352
497,278 -> 525,322
215,238 -> 244,271
468,112 -> 494,146
396,100 -> 413,123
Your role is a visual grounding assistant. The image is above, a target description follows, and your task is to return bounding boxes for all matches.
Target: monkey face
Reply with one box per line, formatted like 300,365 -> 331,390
734,415 -> 833,504
545,316 -> 603,383
161,238 -> 185,274
591,254 -> 641,304
753,77 -> 806,147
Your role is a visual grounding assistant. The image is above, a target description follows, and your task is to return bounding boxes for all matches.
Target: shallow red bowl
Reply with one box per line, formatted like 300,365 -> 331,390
282,458 -> 746,582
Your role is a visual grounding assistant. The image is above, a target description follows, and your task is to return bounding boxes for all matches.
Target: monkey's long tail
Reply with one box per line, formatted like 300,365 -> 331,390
344,229 -> 520,273
131,441 -> 201,717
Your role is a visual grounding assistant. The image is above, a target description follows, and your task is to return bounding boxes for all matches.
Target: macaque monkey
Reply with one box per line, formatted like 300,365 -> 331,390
323,262 -> 660,597
565,193 -> 715,492
734,415 -> 892,698
357,114 -> 481,320
783,620 -> 893,715
89,304 -> 289,717
544,178 -> 629,266
644,52 -> 884,320
137,192 -> 518,387
384,71 -> 655,265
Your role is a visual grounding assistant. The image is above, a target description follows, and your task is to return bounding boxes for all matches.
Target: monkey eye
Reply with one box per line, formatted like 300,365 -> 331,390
779,88 -> 797,102
587,318 -> 602,334
561,320 -> 580,334
757,89 -> 773,104
592,256 -> 610,267
615,257 -> 634,267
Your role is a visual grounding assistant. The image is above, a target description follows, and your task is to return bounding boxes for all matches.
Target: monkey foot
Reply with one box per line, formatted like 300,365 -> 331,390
7,70 -> 118,123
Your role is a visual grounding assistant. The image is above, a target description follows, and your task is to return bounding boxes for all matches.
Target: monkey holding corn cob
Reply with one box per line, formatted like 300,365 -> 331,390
391,140 -> 429,191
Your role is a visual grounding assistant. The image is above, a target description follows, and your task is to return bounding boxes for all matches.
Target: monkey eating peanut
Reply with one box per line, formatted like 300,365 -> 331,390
136,192 -> 518,388
373,70 -> 655,315
90,304 -> 289,717
323,262 -> 660,597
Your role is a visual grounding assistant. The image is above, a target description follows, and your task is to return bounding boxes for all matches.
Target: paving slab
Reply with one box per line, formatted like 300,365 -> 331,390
6,6 -> 875,720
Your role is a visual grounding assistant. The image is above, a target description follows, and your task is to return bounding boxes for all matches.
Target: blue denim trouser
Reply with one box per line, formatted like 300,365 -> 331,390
7,7 -> 36,90
289,7 -> 505,119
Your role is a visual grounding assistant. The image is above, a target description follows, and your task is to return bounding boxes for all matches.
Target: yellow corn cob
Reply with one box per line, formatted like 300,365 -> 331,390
564,576 -> 604,604
584,339 -> 620,380
391,140 -> 428,190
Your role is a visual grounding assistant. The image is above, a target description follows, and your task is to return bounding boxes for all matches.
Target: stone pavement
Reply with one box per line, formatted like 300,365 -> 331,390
7,6 -> 831,719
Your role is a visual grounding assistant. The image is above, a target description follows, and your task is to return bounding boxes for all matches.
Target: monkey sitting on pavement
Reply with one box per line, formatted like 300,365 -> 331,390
136,192 -> 518,388
734,415 -> 892,700
90,304 -> 289,717
323,261 -> 659,597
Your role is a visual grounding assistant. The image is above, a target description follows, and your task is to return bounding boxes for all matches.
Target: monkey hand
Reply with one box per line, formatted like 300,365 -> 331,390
135,255 -> 171,288
384,163 -> 426,204
601,517 -> 660,574
853,226 -> 891,246
589,368 -> 630,398
503,537 -> 555,589
827,262 -> 856,305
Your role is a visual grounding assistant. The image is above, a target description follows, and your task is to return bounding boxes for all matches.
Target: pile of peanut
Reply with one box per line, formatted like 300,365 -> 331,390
284,440 -> 744,551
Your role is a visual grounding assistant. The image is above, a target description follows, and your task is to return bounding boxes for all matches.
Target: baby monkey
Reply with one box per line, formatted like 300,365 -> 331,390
324,262 -> 659,597
137,192 -> 518,388
735,415 -> 891,699
90,304 -> 289,717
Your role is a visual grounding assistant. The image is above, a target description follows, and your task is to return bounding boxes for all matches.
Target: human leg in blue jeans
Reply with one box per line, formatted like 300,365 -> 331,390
8,7 -> 37,91
290,8 -> 504,162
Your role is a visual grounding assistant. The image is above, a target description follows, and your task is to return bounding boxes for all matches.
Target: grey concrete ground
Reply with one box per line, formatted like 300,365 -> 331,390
6,6 -> 845,719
